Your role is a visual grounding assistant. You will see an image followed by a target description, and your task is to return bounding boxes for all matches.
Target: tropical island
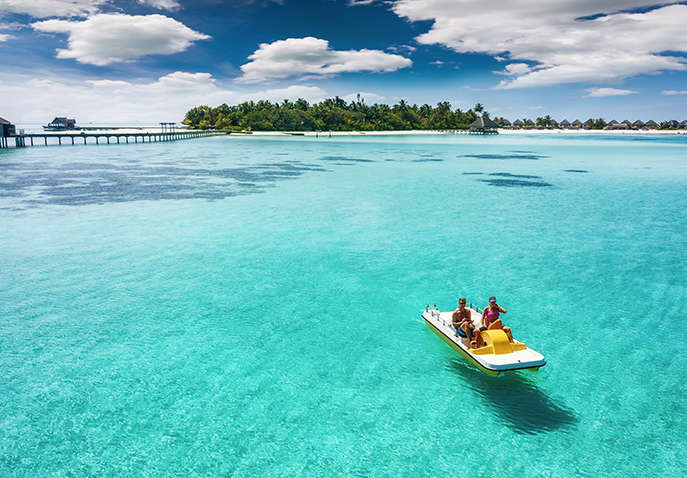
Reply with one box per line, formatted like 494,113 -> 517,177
183,97 -> 687,132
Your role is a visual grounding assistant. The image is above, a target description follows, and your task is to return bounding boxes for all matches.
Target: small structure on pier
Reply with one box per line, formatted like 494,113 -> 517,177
1,117 -> 16,148
469,115 -> 499,134
44,117 -> 76,131
1,116 -> 16,137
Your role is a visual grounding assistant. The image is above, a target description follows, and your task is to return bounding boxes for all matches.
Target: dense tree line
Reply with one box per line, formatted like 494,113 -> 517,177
183,97 -> 486,131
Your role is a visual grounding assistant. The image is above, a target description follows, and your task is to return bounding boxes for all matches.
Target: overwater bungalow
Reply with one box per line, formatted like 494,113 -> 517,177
572,120 -> 583,129
469,116 -> 499,134
44,117 -> 77,131
0,117 -> 16,148
560,119 -> 571,128
0,116 -> 16,137
632,120 -> 645,129
645,120 -> 659,129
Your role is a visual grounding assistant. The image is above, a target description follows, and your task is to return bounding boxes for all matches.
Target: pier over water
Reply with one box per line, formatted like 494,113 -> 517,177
3,129 -> 226,148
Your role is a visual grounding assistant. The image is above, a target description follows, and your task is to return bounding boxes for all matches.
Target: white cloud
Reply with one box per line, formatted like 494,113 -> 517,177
0,0 -> 106,18
0,33 -> 11,41
139,0 -> 181,11
661,90 -> 687,95
341,92 -> 385,103
585,87 -> 637,97
391,1 -> 687,88
496,63 -> 531,76
238,36 -> 412,82
0,72 -> 327,124
32,13 -> 210,65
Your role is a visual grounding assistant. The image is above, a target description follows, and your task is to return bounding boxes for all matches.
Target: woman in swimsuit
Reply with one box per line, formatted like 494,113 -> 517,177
481,296 -> 513,342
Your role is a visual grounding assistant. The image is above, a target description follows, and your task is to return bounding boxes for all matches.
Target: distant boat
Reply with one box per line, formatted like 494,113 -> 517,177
43,117 -> 77,131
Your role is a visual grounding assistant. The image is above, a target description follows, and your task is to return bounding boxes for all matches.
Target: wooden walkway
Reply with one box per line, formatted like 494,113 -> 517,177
2,130 -> 226,148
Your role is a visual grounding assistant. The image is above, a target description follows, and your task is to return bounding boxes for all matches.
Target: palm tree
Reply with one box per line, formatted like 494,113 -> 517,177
474,103 -> 484,113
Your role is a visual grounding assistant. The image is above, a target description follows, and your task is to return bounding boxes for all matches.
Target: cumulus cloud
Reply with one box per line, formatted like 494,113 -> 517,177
238,36 -> 412,82
32,13 -> 210,65
661,90 -> 687,95
0,33 -> 11,41
391,1 -> 687,88
585,87 -> 637,97
0,72 -> 327,124
0,0 -> 106,18
139,0 -> 181,11
496,63 -> 531,76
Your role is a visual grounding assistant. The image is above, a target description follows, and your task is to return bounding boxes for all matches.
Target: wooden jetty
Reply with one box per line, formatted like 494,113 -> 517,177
3,129 -> 226,148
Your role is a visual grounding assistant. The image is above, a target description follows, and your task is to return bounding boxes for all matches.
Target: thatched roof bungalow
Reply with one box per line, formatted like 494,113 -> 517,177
645,120 -> 659,129
499,118 -> 512,127
679,120 -> 687,129
621,120 -> 632,127
469,116 -> 499,134
632,120 -> 645,129
513,119 -> 524,128
606,123 -> 629,130
607,120 -> 619,126
560,119 -> 571,128
665,120 -> 679,129
572,120 -> 582,129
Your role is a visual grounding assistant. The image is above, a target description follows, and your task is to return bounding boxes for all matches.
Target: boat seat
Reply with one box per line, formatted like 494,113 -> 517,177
471,329 -> 527,355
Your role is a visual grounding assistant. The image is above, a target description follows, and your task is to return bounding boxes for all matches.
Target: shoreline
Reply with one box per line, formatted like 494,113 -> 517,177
240,128 -> 687,136
33,127 -> 687,137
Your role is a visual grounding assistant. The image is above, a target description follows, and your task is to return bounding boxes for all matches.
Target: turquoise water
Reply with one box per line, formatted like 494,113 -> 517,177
1,134 -> 686,476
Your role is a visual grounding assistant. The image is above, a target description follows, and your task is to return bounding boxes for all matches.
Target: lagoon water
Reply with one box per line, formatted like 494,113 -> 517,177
1,134 -> 686,476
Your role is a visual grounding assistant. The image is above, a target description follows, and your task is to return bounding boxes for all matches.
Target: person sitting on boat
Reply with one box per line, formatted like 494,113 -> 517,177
482,296 -> 513,342
452,298 -> 483,348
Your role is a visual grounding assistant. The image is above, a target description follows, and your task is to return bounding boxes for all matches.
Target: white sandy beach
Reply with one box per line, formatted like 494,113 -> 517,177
37,127 -> 686,136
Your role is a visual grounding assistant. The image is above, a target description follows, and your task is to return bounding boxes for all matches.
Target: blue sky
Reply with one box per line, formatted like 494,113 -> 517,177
1,0 -> 686,123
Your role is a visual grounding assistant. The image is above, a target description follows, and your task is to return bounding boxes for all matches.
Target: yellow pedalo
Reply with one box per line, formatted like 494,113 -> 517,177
422,305 -> 545,375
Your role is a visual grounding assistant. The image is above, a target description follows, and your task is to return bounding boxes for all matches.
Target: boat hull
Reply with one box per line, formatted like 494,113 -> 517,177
423,309 -> 545,375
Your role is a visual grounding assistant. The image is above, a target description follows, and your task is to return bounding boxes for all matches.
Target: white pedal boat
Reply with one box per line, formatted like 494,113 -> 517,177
422,306 -> 545,375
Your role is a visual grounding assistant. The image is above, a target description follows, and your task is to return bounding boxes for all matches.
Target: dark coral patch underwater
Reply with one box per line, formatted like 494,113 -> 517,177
461,153 -> 546,160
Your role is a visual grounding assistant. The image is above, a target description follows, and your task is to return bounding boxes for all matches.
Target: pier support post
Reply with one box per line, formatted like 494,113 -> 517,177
84,136 -> 87,145
44,137 -> 48,146
58,137 -> 62,145
96,136 -> 99,144
71,137 -> 75,145
107,136 -> 110,144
